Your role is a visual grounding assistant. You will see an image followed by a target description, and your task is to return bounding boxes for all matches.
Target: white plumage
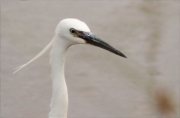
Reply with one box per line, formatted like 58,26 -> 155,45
14,18 -> 126,118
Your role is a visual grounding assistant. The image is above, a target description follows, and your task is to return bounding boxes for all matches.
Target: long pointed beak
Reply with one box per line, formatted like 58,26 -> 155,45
77,31 -> 127,58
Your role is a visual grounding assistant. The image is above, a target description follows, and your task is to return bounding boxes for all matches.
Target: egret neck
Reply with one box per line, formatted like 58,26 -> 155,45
49,36 -> 71,118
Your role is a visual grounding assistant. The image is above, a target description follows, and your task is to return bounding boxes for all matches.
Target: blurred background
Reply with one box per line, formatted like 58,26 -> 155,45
1,0 -> 180,118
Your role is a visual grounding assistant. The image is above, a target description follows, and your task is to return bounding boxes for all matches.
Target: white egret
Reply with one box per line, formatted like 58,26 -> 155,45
13,18 -> 126,118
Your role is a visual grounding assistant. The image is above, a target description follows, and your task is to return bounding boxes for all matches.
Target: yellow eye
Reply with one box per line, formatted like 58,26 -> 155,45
70,28 -> 76,34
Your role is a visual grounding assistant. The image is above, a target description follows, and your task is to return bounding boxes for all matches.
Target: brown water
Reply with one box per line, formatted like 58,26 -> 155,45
1,0 -> 180,118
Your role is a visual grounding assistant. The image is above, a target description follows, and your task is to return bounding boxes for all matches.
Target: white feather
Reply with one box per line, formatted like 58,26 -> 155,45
14,18 -> 125,118
13,39 -> 54,74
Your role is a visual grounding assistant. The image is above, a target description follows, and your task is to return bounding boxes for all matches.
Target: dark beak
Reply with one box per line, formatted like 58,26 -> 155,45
77,31 -> 127,58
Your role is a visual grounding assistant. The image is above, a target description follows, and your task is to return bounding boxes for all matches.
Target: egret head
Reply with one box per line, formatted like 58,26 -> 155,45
56,18 -> 127,58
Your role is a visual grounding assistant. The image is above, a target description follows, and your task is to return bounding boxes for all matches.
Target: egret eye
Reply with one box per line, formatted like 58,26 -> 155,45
70,28 -> 76,34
